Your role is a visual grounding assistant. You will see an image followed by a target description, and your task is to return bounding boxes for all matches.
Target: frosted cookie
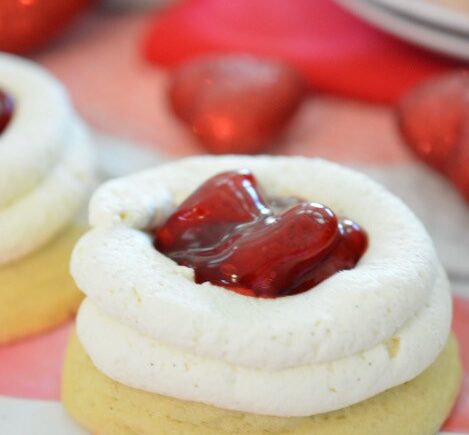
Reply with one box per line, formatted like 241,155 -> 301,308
0,54 -> 94,344
64,156 -> 461,433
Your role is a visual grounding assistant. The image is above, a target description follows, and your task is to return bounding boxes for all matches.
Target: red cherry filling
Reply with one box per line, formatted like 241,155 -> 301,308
288,219 -> 368,296
155,170 -> 368,298
157,170 -> 271,252
0,90 -> 14,134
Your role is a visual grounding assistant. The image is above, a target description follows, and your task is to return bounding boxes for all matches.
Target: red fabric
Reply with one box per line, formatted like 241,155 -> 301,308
143,0 -> 462,103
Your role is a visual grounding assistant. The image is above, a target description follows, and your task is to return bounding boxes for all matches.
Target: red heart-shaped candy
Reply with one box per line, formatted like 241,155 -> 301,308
0,0 -> 93,54
398,71 -> 469,201
169,55 -> 306,154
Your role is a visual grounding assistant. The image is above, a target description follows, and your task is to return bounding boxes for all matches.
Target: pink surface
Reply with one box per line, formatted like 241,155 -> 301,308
445,297 -> 469,431
0,322 -> 72,400
143,0 -> 462,103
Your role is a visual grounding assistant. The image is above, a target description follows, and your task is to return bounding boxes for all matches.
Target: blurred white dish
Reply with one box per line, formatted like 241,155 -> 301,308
336,0 -> 469,60
373,0 -> 469,35
0,396 -> 462,435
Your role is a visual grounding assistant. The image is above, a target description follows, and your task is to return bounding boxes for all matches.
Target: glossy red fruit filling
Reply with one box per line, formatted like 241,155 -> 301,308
0,90 -> 14,134
156,170 -> 271,252
155,170 -> 368,298
289,219 -> 368,295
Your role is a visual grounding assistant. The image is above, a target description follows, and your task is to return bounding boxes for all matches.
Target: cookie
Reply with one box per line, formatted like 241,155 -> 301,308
0,54 -> 94,344
0,225 -> 86,344
63,157 -> 461,433
62,333 -> 461,435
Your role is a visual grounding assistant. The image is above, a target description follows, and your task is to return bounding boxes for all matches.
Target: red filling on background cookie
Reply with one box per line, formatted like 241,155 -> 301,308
155,170 -> 367,298
0,90 -> 14,134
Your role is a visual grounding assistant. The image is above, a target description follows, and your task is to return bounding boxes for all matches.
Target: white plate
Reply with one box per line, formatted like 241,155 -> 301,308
0,396 -> 466,434
336,0 -> 469,60
372,0 -> 469,35
0,397 -> 86,435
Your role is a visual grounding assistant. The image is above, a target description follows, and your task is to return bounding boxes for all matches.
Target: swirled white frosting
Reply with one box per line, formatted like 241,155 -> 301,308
72,156 -> 452,417
0,54 -> 94,265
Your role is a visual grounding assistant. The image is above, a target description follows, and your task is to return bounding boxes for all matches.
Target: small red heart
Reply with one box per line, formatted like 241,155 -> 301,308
168,54 -> 306,154
447,128 -> 469,202
0,0 -> 93,54
155,171 -> 367,298
0,90 -> 14,134
398,71 -> 469,201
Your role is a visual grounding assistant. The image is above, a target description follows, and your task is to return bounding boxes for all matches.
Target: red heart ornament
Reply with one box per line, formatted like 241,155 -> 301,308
398,71 -> 469,201
168,54 -> 306,154
0,0 -> 93,54
447,127 -> 469,202
156,171 -> 367,298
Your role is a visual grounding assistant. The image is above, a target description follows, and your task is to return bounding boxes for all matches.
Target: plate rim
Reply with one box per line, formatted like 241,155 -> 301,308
335,0 -> 469,61
370,0 -> 469,35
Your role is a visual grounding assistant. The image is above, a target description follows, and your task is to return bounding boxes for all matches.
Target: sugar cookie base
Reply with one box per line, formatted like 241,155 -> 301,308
63,332 -> 461,435
0,225 -> 86,344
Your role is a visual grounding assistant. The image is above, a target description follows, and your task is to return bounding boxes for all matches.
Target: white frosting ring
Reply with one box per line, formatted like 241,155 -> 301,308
0,53 -> 71,208
0,54 -> 94,265
73,156 -> 442,368
78,265 -> 450,417
0,121 -> 93,264
72,156 -> 451,416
